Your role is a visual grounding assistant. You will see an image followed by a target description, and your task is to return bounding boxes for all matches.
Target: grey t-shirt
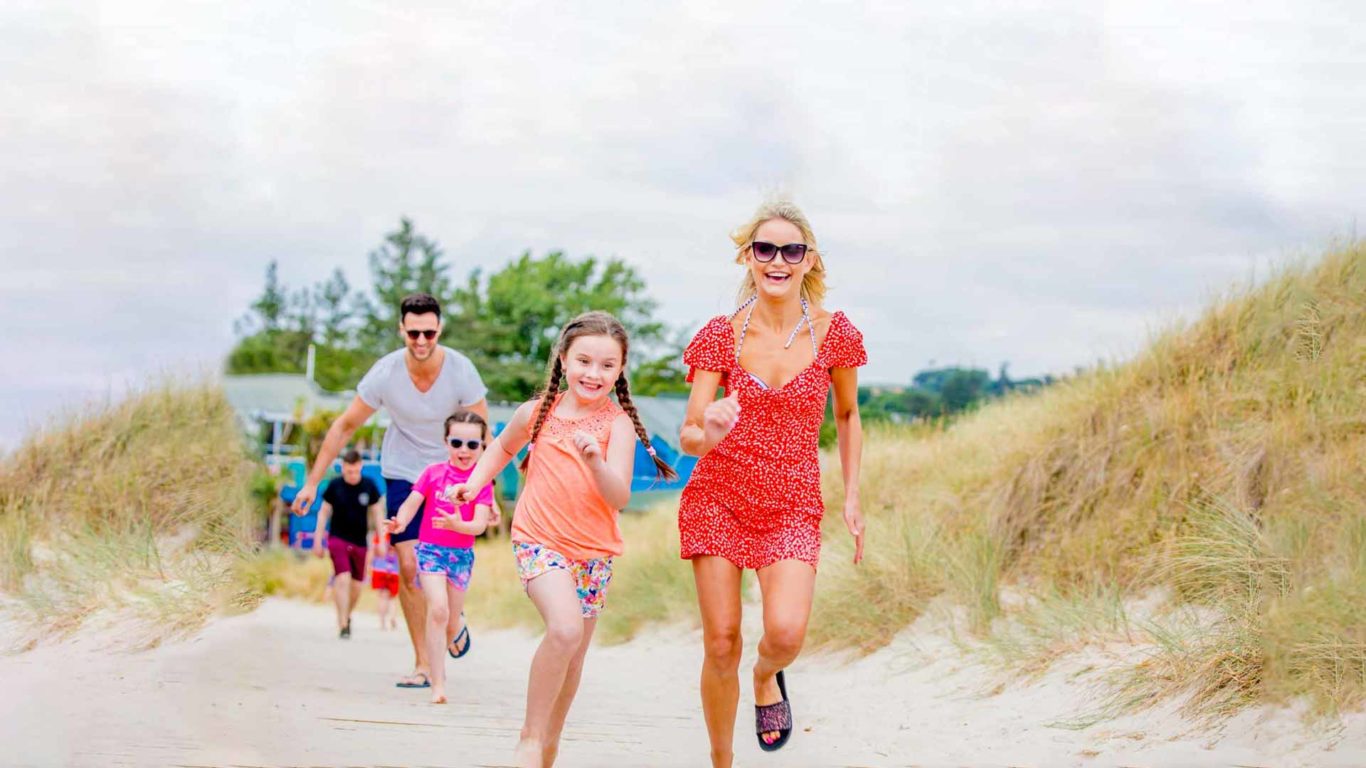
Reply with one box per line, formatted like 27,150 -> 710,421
356,346 -> 488,482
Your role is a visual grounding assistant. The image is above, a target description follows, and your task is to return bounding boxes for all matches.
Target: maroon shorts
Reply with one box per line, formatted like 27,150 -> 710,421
327,537 -> 366,580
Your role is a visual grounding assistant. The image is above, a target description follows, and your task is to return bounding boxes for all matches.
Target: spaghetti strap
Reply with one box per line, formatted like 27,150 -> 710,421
734,295 -> 816,362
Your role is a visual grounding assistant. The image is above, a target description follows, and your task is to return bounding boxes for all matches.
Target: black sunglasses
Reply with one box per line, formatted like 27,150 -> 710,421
750,241 -> 808,264
448,438 -> 483,450
405,329 -> 439,340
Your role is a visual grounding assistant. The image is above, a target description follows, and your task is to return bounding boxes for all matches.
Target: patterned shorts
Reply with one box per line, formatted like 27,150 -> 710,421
415,541 -> 475,592
512,541 -> 614,618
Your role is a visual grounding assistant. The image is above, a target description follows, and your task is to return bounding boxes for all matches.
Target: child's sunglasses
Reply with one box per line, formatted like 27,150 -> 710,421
406,329 -> 439,340
750,241 -> 809,264
448,438 -> 483,450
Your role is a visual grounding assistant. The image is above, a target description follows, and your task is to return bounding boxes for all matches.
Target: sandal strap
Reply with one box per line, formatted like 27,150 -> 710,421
755,700 -> 792,733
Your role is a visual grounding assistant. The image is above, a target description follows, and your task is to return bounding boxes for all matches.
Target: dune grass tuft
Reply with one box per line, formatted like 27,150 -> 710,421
0,383 -> 261,646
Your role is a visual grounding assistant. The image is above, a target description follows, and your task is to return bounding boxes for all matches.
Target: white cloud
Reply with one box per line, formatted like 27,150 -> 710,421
2,0 -> 1364,443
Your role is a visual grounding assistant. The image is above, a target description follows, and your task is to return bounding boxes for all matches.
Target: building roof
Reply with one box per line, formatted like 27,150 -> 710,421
221,373 -> 357,424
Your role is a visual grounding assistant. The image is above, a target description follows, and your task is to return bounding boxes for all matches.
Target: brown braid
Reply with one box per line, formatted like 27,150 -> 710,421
615,376 -> 679,482
522,310 -> 679,482
520,357 -> 564,473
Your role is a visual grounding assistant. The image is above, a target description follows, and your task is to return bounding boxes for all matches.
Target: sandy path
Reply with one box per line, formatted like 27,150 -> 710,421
2,599 -> 1362,767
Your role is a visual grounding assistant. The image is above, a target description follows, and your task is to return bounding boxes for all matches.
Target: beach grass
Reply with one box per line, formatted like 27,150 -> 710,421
0,383 -> 261,648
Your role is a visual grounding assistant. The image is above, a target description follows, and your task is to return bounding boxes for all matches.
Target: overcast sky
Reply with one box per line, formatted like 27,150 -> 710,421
2,0 -> 1364,448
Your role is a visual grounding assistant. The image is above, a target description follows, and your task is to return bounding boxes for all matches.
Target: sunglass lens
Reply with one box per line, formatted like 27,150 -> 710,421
752,242 -> 778,262
780,244 -> 808,264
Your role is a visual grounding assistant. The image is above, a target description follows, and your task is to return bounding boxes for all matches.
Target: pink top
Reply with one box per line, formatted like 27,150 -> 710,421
412,462 -> 494,548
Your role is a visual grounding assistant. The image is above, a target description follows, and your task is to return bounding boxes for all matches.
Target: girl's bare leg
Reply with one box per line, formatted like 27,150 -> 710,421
541,616 -> 596,768
445,581 -> 468,652
376,590 -> 391,629
419,573 -> 450,704
515,569 -> 584,768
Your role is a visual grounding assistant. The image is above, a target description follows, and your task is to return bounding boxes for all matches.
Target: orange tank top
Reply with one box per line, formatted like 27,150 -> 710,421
511,394 -> 626,560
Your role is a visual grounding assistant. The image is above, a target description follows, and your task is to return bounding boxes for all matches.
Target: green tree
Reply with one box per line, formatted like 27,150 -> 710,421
901,388 -> 942,417
228,261 -> 312,376
940,368 -> 991,412
357,217 -> 453,356
249,260 -> 286,333
448,251 -> 668,400
314,268 -> 354,348
227,221 -> 687,400
629,328 -> 690,396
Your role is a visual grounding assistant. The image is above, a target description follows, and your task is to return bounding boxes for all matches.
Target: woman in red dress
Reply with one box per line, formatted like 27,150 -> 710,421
678,200 -> 866,765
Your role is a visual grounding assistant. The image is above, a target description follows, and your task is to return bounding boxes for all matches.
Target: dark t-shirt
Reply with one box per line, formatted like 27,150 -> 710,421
321,476 -> 381,546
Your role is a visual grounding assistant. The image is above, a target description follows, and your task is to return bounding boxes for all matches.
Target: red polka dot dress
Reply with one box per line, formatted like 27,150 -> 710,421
678,310 -> 867,570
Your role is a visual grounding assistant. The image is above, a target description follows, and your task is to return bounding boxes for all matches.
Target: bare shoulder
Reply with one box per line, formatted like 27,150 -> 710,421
511,398 -> 543,425
810,305 -> 836,343
725,313 -> 744,338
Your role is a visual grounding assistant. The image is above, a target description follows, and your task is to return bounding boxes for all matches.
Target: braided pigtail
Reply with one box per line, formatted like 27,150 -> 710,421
614,376 -> 678,482
520,356 -> 563,473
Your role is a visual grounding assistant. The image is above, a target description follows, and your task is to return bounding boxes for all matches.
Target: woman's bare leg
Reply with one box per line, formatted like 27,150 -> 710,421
692,556 -> 744,768
753,559 -> 816,746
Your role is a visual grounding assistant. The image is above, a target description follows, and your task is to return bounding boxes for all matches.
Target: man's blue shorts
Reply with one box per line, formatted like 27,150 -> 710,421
384,477 -> 423,545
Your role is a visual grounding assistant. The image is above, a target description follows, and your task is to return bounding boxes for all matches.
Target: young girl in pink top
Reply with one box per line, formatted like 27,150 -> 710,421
448,311 -> 676,768
386,410 -> 496,704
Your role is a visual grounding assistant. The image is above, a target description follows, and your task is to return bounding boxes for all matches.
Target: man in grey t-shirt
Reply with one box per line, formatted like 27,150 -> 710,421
292,292 -> 490,689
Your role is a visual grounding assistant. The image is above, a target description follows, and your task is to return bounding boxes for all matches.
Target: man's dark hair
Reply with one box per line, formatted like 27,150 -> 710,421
399,293 -> 441,322
341,449 -> 363,465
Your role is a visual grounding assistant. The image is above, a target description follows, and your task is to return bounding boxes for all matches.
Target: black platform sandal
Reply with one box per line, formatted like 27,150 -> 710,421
755,669 -> 793,752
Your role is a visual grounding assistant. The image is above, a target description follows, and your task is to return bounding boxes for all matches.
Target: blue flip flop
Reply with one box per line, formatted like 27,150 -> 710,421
448,624 -> 471,659
395,672 -> 430,689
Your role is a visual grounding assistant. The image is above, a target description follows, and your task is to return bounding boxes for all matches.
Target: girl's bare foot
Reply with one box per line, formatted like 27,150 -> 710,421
431,690 -> 447,704
513,737 -> 543,768
542,739 -> 559,767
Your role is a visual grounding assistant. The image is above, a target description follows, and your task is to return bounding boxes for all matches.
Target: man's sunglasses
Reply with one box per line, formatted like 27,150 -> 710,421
405,329 -> 439,340
750,241 -> 809,264
448,438 -> 483,450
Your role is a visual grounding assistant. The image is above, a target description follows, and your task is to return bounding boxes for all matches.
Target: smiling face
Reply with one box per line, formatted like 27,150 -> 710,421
400,311 -> 442,362
747,217 -> 813,301
445,421 -> 484,469
560,333 -> 624,405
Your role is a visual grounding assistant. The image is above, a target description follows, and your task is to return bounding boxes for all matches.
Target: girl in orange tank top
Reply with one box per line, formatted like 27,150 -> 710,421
445,311 -> 676,768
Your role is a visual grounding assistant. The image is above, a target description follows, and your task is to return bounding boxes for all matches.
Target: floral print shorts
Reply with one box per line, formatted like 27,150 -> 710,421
512,541 -> 614,618
416,541 -> 474,591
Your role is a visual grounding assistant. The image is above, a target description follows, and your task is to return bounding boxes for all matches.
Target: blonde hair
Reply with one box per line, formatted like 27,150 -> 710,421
730,200 -> 827,306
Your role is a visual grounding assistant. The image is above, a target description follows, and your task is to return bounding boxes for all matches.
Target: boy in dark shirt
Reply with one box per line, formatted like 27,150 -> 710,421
313,449 -> 384,638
